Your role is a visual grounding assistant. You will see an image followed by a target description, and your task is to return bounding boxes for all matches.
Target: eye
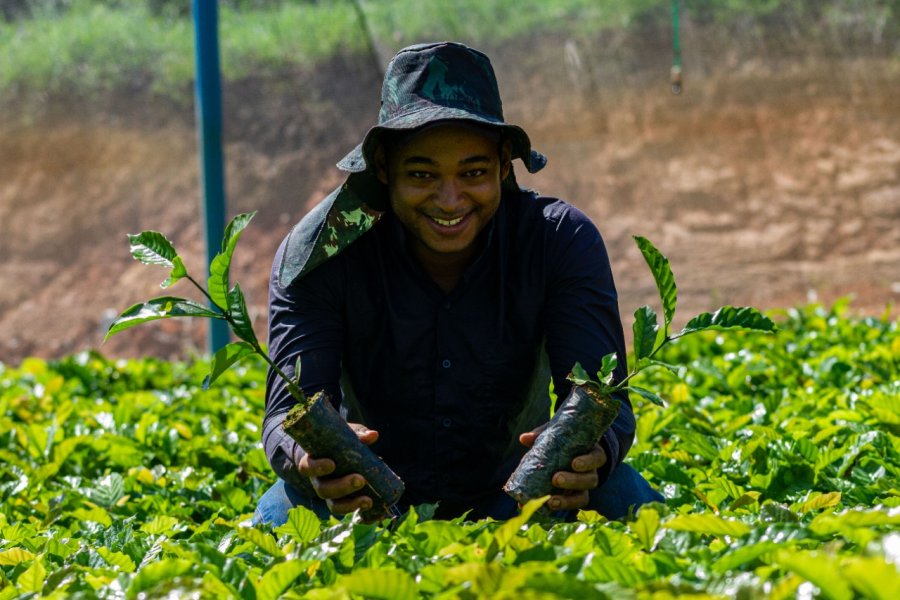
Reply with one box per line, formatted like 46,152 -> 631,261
407,170 -> 434,179
463,168 -> 487,178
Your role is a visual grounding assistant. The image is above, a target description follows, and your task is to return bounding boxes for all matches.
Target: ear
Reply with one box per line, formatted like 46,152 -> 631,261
499,139 -> 513,181
373,144 -> 389,185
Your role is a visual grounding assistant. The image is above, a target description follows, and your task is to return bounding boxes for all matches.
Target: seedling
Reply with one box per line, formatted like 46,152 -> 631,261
504,236 -> 777,505
104,212 -> 404,518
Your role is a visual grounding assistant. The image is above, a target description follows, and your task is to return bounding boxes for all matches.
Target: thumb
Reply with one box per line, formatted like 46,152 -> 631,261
349,423 -> 379,445
518,423 -> 547,448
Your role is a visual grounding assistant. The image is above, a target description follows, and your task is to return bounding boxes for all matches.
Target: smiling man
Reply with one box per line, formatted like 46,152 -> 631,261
255,42 -> 663,525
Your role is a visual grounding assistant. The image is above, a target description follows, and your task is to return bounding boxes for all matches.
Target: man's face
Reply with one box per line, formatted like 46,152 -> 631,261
377,123 -> 511,267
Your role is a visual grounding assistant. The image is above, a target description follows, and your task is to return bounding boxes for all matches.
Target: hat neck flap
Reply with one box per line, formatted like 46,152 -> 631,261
278,170 -> 387,288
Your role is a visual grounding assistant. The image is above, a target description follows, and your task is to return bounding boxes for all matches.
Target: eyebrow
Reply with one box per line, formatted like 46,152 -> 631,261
400,155 -> 493,166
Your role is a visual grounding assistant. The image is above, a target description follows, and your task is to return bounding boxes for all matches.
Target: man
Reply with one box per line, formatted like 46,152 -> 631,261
255,42 -> 663,526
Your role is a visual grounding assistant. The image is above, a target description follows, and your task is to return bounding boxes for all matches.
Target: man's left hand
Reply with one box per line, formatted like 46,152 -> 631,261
519,425 -> 607,511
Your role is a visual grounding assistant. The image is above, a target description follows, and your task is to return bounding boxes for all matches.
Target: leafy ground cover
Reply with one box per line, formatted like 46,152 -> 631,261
1,301 -> 898,598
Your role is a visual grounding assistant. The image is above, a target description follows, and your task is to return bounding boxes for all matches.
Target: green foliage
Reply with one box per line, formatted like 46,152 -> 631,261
4,0 -> 896,103
1,301 -> 897,596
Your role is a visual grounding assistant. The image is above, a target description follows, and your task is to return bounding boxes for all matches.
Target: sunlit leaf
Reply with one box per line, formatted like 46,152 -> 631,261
630,506 -> 660,550
773,550 -> 853,600
0,548 -> 35,566
128,231 -> 178,267
104,297 -> 223,340
339,568 -> 417,600
256,560 -> 309,600
208,212 -> 256,309
233,526 -> 283,557
16,557 -> 45,594
97,548 -> 136,573
841,556 -> 900,600
274,505 -> 322,544
127,558 -> 194,599
663,514 -> 751,537
633,235 -> 677,333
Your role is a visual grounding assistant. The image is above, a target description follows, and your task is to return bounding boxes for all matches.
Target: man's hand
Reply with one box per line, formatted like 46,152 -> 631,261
298,423 -> 379,515
519,424 -> 606,511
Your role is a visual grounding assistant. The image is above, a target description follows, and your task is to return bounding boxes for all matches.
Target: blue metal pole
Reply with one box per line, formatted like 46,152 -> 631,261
192,0 -> 230,352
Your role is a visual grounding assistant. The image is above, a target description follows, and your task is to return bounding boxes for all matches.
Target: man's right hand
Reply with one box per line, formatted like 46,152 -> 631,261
297,423 -> 379,515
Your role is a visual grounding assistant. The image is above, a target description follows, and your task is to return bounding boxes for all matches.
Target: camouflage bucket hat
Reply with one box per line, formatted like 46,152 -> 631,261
278,41 -> 545,288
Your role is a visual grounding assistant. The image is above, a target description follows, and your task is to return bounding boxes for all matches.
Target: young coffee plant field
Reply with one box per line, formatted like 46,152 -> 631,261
1,302 -> 898,598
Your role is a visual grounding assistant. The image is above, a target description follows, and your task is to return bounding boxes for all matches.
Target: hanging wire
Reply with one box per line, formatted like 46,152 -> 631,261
671,0 -> 683,94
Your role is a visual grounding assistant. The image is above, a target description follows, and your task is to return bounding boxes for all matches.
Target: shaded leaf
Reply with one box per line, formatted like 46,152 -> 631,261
629,385 -> 665,407
630,506 -> 660,550
105,297 -> 223,340
568,362 -> 592,386
203,342 -> 256,390
126,559 -> 193,599
633,235 -> 677,332
227,283 -> 258,346
233,526 -> 283,557
599,352 -> 618,384
633,305 -> 659,361
161,256 -> 187,289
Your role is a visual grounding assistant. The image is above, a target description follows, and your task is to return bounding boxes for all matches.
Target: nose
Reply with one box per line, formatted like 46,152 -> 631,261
433,178 -> 465,212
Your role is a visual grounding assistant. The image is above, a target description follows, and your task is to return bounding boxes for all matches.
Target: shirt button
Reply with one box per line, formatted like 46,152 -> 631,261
441,359 -> 451,369
441,417 -> 452,428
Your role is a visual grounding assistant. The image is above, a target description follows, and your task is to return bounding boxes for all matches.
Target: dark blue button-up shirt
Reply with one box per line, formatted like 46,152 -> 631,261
264,188 -> 634,518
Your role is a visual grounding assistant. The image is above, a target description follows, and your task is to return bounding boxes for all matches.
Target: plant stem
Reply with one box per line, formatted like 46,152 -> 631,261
186,275 -> 224,313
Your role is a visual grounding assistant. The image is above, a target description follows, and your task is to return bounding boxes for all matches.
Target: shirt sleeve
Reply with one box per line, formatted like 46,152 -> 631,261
542,202 -> 635,485
263,236 -> 345,491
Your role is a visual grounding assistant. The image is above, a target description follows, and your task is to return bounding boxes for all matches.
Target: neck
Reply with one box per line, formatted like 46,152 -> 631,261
409,238 -> 480,294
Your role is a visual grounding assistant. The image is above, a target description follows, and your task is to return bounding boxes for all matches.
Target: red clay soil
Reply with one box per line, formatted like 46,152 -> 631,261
1,50 -> 898,364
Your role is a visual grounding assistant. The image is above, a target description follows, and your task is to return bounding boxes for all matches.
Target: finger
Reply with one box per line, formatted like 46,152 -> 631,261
571,445 -> 607,472
518,423 -> 548,448
328,494 -> 374,516
312,473 -> 366,500
349,424 -> 379,445
546,491 -> 589,512
298,455 -> 335,478
552,470 -> 599,491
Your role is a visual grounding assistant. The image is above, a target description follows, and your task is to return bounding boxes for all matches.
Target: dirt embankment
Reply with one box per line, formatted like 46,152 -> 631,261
1,43 -> 898,364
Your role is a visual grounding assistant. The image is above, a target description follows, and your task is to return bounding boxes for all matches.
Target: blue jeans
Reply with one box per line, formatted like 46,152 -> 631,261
253,463 -> 664,527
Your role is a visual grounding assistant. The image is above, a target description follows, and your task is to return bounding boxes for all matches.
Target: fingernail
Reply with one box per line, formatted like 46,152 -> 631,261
573,460 -> 584,470
550,499 -> 560,510
556,475 -> 567,486
353,476 -> 363,489
362,500 -> 372,510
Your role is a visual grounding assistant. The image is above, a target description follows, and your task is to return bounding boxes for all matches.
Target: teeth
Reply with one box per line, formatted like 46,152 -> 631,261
431,215 -> 464,227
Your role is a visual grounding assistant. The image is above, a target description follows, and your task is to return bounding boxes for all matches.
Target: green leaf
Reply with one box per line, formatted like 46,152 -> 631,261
233,526 -> 283,557
127,559 -> 193,599
227,283 -> 258,346
140,515 -> 183,536
0,548 -> 35,566
255,561 -> 309,600
792,491 -> 842,514
663,514 -> 751,537
129,231 -> 188,288
632,305 -> 659,361
679,306 -> 777,336
207,212 -> 256,309
773,550 -> 853,600
274,505 -> 321,544
633,235 -> 677,333
339,568 -> 417,600
492,496 -> 548,552
97,548 -> 136,573
161,256 -> 187,289
842,556 -> 900,600
599,352 -> 618,384
568,362 -> 592,386
104,297 -> 224,340
128,231 -> 178,267
16,557 -> 45,594
203,342 -> 256,390
88,473 -> 125,508
629,385 -> 665,407
630,506 -> 660,550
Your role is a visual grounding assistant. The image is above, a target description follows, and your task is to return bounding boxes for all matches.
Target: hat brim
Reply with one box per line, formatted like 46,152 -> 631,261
336,105 -> 547,174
